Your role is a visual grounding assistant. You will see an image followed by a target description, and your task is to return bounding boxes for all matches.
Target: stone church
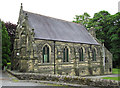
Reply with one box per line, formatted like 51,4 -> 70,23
12,4 -> 112,76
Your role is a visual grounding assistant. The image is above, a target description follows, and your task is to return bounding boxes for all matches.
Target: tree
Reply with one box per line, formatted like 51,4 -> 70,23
88,11 -> 111,45
73,12 -> 90,28
106,12 -> 120,67
5,22 -> 17,52
2,21 -> 11,69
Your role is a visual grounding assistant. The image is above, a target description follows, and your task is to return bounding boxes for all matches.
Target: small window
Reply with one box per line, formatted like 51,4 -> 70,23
105,57 -> 108,63
88,49 -> 90,58
79,48 -> 84,61
109,68 -> 112,72
63,46 -> 69,62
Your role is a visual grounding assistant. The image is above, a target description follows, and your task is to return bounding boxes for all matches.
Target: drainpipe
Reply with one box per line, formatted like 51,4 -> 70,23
54,41 -> 56,74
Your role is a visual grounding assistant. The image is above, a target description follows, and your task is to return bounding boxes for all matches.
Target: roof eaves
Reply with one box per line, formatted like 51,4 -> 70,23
34,37 -> 100,45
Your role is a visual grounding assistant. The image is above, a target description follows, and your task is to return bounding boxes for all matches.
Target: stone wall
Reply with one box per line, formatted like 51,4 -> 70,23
7,69 -> 119,87
24,39 -> 102,76
25,39 -> 112,76
13,38 -> 112,76
104,47 -> 112,74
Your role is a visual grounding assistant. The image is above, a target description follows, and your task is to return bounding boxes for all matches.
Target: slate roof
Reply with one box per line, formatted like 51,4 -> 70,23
23,11 -> 99,45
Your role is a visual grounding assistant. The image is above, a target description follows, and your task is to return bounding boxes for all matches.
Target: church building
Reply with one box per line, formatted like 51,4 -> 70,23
12,4 -> 112,76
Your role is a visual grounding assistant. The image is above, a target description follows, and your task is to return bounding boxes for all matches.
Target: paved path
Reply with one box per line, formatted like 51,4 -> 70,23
0,71 -> 50,87
84,74 -> 120,78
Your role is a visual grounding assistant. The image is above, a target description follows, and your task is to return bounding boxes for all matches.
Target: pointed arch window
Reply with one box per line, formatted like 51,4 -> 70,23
43,45 -> 49,63
88,48 -> 90,59
63,46 -> 69,62
79,48 -> 84,61
92,48 -> 96,61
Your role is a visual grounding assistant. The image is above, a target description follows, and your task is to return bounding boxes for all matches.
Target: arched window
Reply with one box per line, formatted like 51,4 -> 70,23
88,48 -> 90,59
109,68 -> 112,72
79,48 -> 84,61
43,45 -> 49,63
92,48 -> 96,61
63,46 -> 69,62
105,57 -> 108,63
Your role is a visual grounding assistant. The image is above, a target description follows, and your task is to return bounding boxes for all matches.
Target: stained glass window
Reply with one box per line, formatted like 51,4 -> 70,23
43,45 -> 49,63
79,48 -> 84,61
63,46 -> 69,62
92,48 -> 96,61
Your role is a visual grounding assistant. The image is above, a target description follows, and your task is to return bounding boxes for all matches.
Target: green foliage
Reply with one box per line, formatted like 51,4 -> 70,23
106,12 -> 120,67
88,10 -> 111,44
7,62 -> 11,69
73,11 -> 120,68
5,22 -> 17,51
12,79 -> 19,82
73,12 -> 90,27
2,59 -> 7,66
2,21 -> 11,69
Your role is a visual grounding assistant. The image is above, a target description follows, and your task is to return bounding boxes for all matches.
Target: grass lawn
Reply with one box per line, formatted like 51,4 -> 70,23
112,68 -> 120,74
102,77 -> 120,81
102,68 -> 120,81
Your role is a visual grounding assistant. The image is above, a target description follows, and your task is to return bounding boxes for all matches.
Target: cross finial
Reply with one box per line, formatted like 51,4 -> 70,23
21,3 -> 23,9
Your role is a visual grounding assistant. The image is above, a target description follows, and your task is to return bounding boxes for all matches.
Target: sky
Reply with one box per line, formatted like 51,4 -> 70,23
0,0 -> 119,24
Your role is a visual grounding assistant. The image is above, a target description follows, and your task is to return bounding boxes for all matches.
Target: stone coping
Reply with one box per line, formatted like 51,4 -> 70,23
7,69 -> 120,87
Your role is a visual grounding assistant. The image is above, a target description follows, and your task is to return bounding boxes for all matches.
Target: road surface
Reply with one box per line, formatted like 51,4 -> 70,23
0,71 -> 63,88
84,74 -> 120,78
